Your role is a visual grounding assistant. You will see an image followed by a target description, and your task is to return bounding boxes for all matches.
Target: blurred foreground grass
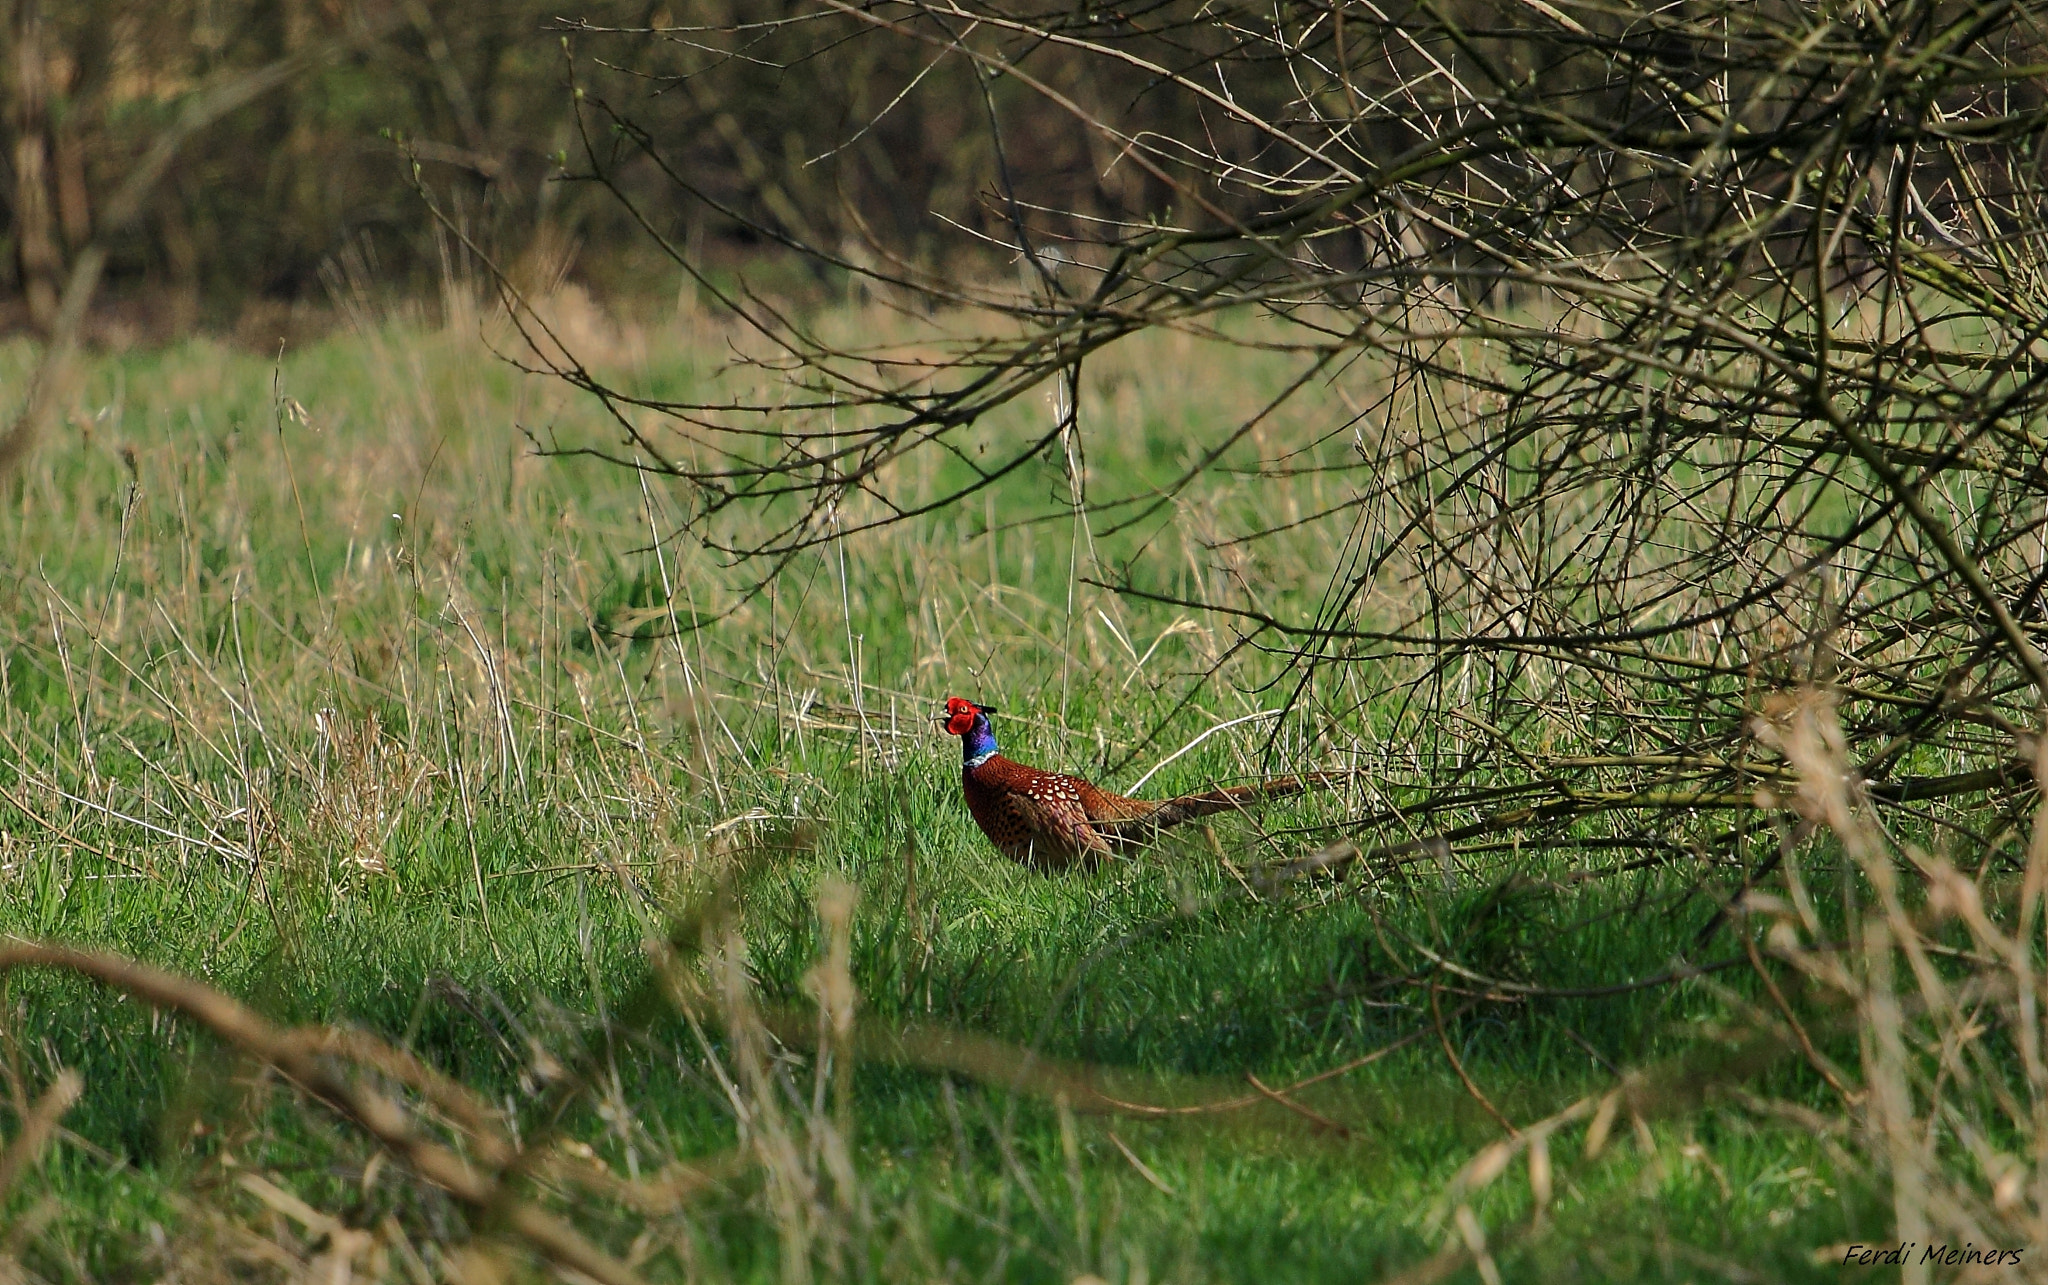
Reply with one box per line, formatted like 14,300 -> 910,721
0,306 -> 1872,1282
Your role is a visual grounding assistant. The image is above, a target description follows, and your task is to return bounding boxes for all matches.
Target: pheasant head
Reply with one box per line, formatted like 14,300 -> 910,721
940,696 -> 1000,766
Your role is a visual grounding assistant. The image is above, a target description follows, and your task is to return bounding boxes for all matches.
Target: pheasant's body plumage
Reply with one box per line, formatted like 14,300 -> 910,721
940,697 -> 1311,871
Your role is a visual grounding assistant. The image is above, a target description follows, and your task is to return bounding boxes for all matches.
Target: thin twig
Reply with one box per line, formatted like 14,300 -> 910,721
1432,983 -> 1519,1139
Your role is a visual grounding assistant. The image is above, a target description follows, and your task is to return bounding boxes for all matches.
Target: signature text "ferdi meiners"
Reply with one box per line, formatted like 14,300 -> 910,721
1842,1243 -> 2023,1268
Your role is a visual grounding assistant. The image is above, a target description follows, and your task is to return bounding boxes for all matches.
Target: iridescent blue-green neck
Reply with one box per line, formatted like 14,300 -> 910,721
961,712 -> 998,768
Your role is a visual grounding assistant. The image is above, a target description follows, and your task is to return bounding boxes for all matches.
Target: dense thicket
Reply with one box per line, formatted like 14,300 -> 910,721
547,1 -> 2048,844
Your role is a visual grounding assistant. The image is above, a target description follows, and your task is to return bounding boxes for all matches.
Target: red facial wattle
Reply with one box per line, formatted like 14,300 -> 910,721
943,696 -> 982,736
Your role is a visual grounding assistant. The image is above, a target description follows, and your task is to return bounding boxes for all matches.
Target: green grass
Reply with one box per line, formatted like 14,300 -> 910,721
0,309 -> 1880,1282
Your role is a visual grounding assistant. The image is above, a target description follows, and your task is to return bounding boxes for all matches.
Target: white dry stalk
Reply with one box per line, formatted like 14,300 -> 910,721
805,878 -> 865,1236
715,931 -> 818,1285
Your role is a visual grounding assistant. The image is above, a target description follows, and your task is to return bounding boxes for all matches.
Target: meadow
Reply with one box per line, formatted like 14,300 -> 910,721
0,297 -> 1885,1283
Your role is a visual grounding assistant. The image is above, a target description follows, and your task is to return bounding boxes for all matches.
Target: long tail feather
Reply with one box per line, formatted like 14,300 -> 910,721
1148,772 -> 1337,830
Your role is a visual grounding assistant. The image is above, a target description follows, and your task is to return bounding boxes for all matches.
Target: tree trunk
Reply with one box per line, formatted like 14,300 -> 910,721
12,0 -> 59,335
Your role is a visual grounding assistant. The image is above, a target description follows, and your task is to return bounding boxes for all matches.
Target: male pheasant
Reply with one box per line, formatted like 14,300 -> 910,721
939,696 -> 1311,871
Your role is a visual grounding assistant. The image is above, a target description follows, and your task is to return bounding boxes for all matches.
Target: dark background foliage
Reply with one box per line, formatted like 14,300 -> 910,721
0,0 -> 1234,337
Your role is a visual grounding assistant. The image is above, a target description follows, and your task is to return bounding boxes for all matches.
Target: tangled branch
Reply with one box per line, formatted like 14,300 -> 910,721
532,0 -> 2048,838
